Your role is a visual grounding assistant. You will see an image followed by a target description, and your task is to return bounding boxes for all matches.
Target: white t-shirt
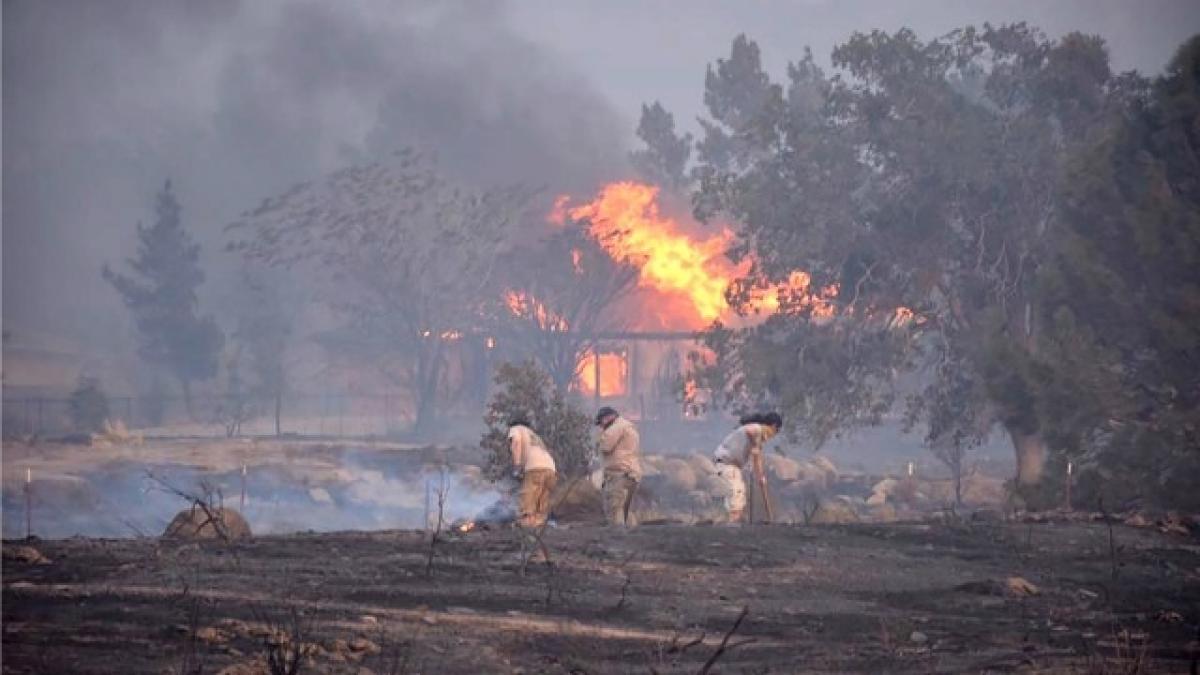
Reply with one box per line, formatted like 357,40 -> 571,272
713,423 -> 768,468
508,425 -> 556,473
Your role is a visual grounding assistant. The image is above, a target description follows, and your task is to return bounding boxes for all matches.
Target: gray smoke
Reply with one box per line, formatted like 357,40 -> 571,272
2,0 -> 629,356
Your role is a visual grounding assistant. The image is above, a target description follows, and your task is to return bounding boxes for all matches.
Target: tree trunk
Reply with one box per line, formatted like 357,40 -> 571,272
274,390 -> 282,437
412,342 -> 444,440
1008,426 -> 1047,486
179,377 -> 194,420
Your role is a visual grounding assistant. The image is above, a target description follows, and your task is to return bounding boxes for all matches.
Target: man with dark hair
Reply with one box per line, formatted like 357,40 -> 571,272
595,406 -> 642,527
712,412 -> 783,523
507,414 -> 557,528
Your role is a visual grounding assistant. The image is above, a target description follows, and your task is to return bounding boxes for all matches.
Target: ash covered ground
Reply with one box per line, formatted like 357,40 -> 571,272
3,439 -> 1199,673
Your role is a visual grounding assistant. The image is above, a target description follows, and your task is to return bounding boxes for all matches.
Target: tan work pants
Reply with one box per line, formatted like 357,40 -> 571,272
519,469 -> 557,528
602,471 -> 639,527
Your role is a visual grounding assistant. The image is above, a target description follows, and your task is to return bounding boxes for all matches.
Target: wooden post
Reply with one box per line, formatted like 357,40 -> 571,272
427,475 -> 436,533
1065,462 -> 1073,511
25,468 -> 32,539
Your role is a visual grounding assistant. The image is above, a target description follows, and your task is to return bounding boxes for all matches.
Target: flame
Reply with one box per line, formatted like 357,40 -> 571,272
554,181 -> 837,327
577,349 -> 627,397
560,182 -> 733,323
505,291 -> 569,332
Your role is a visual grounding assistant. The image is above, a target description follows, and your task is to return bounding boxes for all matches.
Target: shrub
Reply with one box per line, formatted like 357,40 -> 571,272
481,361 -> 593,480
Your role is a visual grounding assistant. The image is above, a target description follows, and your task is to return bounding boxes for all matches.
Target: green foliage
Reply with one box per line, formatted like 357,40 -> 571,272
103,180 -> 224,407
69,377 -> 110,433
480,361 -> 594,480
673,24 -> 1145,489
666,26 -> 1200,505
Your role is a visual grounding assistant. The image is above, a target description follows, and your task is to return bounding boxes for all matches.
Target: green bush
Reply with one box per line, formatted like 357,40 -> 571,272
481,361 -> 593,480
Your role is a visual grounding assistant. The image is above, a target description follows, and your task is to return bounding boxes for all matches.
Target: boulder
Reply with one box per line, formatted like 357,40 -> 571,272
811,455 -> 839,480
162,506 -> 252,540
2,545 -> 51,565
869,503 -> 898,523
766,455 -> 802,482
810,497 -> 860,524
660,458 -> 698,492
867,478 -> 897,506
688,453 -> 718,477
549,476 -> 603,524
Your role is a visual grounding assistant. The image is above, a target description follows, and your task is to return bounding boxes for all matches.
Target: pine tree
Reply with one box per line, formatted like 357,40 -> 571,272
103,180 -> 224,415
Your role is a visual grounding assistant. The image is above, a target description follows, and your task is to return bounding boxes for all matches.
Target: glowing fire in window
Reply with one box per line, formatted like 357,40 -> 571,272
576,349 -> 627,398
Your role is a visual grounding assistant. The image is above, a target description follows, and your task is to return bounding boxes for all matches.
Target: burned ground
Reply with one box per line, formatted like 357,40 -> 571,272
4,519 -> 1198,674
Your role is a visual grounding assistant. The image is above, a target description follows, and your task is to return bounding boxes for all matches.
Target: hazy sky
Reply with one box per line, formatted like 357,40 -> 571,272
4,0 -> 1199,356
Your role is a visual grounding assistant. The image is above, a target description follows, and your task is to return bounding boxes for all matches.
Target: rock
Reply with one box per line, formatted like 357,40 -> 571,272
549,476 -> 603,524
162,506 -> 251,540
811,455 -> 838,479
360,615 -> 378,625
1005,576 -> 1039,597
1124,513 -> 1150,527
866,479 -> 896,507
688,453 -> 718,477
810,499 -> 860,524
421,615 -> 438,626
869,503 -> 898,523
215,659 -> 269,675
349,637 -> 380,654
3,546 -> 52,565
765,455 -> 801,481
195,626 -> 228,644
909,631 -> 928,643
661,458 -> 698,492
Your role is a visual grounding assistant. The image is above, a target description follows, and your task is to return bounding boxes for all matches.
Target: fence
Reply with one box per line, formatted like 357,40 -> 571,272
1,393 -> 420,439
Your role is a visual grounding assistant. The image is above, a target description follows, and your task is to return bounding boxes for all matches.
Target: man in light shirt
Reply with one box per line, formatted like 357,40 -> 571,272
507,414 -> 557,528
712,412 -> 782,523
595,406 -> 642,527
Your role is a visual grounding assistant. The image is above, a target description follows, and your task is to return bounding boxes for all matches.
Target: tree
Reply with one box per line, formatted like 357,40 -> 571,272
495,221 -> 639,393
69,376 -> 110,433
686,27 -> 1129,490
104,180 -> 224,415
227,151 -> 533,438
630,102 -> 693,191
230,269 -> 294,437
212,345 -> 255,437
1038,36 -> 1200,509
480,361 -> 594,480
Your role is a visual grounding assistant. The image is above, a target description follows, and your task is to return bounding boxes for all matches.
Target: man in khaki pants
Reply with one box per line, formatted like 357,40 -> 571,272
595,406 -> 642,527
507,415 -> 557,528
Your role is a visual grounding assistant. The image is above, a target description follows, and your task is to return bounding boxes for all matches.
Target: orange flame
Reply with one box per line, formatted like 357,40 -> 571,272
577,350 -> 627,397
505,291 -> 569,332
559,182 -> 734,324
552,182 -> 839,328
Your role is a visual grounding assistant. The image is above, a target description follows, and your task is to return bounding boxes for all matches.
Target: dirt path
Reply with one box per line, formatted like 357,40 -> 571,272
4,521 -> 1198,673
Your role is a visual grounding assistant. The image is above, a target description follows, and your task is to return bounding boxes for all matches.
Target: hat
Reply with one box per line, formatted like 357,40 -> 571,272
594,406 -> 619,425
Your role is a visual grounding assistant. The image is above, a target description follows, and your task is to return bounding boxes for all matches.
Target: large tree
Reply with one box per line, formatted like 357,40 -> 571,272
681,27 -> 1134,490
227,151 -> 532,437
1038,36 -> 1200,508
103,180 -> 224,414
